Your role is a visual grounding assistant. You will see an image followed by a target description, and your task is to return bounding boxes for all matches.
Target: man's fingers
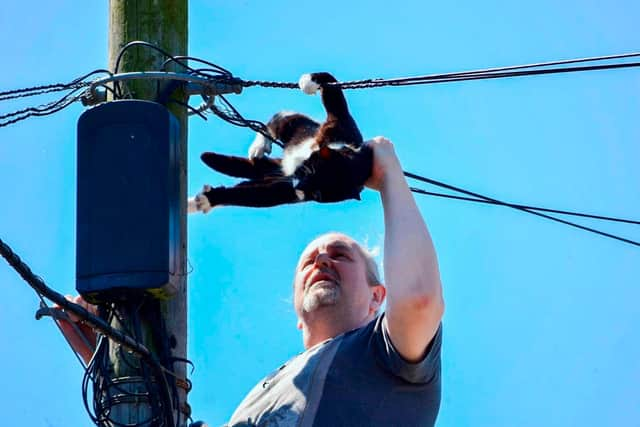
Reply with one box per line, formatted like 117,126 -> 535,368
57,294 -> 97,323
62,294 -> 82,323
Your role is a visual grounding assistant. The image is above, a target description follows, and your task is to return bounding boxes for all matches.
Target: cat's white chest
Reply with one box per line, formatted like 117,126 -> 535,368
281,138 -> 318,176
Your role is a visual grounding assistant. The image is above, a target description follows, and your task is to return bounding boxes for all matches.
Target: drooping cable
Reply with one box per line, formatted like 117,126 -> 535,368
408,187 -> 640,225
405,172 -> 640,247
0,236 -> 176,426
208,93 -> 283,148
0,236 -> 152,356
161,55 -> 232,77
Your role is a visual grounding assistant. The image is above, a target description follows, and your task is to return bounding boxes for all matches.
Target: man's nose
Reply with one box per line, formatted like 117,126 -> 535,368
314,252 -> 331,268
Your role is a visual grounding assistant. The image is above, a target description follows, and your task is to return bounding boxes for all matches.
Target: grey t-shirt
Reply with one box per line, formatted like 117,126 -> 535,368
227,315 -> 442,426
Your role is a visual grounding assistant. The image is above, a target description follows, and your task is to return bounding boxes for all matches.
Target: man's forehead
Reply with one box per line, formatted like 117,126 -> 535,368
300,233 -> 357,258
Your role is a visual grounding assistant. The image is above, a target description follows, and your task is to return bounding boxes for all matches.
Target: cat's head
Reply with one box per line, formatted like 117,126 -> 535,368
294,143 -> 373,203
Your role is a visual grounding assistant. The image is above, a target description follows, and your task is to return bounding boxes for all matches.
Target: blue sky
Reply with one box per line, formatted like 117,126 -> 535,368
1,1 -> 639,426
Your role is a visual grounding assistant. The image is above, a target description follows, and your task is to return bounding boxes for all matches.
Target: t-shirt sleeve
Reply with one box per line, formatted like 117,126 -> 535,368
369,314 -> 443,384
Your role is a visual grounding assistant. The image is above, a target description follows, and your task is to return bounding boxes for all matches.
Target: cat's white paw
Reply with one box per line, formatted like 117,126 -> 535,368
195,194 -> 212,214
248,133 -> 272,159
299,74 -> 320,95
189,185 -> 213,214
187,197 -> 199,214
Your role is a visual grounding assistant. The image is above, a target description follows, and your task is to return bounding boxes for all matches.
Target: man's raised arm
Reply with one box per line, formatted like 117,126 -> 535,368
366,136 -> 444,362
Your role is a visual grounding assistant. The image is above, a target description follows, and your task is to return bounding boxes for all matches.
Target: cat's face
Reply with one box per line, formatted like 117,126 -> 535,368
295,144 -> 373,203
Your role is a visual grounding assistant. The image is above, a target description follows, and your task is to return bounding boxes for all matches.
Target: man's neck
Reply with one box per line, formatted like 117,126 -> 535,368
301,312 -> 374,349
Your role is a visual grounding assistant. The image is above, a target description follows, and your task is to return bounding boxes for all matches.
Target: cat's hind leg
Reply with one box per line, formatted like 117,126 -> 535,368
195,179 -> 303,211
201,152 -> 282,179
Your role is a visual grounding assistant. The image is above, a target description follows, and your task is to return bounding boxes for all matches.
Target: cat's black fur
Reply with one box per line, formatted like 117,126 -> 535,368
192,72 -> 372,211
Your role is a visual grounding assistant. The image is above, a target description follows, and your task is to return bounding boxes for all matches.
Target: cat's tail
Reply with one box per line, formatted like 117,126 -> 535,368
201,151 -> 283,179
299,72 -> 349,119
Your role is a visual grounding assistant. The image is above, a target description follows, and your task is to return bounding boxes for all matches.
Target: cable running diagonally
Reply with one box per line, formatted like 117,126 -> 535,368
0,236 -> 152,356
405,172 -> 640,247
0,235 -> 177,426
408,187 -> 640,225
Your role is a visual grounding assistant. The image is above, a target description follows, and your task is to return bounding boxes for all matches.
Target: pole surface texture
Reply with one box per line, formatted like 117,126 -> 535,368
107,1 -> 188,425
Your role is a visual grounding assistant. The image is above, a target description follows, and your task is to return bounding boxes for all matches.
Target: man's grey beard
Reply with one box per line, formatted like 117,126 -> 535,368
302,284 -> 340,312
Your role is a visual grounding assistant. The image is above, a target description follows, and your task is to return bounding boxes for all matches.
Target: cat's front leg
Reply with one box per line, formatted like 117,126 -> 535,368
248,133 -> 272,159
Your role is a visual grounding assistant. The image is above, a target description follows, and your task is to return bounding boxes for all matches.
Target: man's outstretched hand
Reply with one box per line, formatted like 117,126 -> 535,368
364,136 -> 404,193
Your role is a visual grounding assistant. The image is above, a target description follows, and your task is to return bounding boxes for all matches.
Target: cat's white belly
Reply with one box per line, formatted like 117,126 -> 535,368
282,138 -> 318,176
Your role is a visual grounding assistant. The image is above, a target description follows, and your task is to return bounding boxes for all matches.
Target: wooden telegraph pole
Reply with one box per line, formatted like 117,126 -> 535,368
107,1 -> 188,425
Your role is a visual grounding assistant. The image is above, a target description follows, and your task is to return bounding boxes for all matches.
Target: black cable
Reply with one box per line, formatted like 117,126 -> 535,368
0,82 -> 86,101
0,82 -> 73,99
132,307 -> 165,425
162,55 -> 232,76
114,41 -> 193,99
0,235 -> 178,426
0,90 -> 84,128
409,187 -> 640,225
0,87 -> 82,120
0,69 -> 112,101
405,172 -> 640,247
209,94 -> 284,148
114,41 -> 192,76
84,304 -> 176,427
239,52 -> 640,89
82,336 -> 105,425
0,236 -> 153,358
392,51 -> 640,80
169,98 -> 208,120
0,70 -> 113,128
338,61 -> 640,89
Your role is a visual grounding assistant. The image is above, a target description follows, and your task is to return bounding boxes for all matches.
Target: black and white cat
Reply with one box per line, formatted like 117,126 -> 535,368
188,72 -> 372,213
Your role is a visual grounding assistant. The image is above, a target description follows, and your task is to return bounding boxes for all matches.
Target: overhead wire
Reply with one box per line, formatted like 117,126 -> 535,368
0,69 -> 112,101
210,94 -> 283,147
407,187 -> 640,225
239,52 -> 640,89
1,41 -> 637,427
404,171 -> 640,247
0,70 -> 113,128
0,88 -> 84,128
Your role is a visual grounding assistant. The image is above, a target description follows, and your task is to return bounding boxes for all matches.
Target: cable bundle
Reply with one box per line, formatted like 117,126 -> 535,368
241,52 -> 640,90
82,303 -> 178,427
0,70 -> 112,128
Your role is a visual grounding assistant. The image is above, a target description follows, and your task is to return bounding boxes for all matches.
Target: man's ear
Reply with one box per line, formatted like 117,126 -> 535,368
369,284 -> 386,314
297,319 -> 303,330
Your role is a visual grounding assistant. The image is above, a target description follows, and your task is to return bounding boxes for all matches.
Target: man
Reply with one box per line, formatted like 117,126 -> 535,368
60,136 -> 444,426
226,136 -> 444,426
